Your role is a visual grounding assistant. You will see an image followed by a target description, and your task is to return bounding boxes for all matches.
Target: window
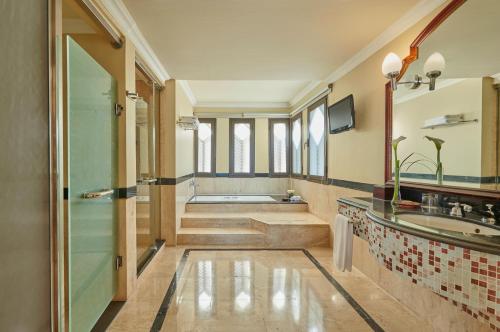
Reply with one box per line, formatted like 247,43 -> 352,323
307,98 -> 327,180
269,119 -> 289,176
194,118 -> 216,176
229,118 -> 255,176
291,113 -> 302,176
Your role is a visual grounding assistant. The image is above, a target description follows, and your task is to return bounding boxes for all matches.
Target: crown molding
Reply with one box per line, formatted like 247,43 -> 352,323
289,81 -> 323,107
177,80 -> 197,106
101,0 -> 170,82
324,0 -> 446,84
194,101 -> 290,109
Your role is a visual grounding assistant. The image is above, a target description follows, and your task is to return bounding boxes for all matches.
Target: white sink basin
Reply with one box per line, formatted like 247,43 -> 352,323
396,213 -> 500,236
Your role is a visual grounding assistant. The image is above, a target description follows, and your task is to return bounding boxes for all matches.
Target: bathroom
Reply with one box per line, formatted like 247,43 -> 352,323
2,0 -> 500,331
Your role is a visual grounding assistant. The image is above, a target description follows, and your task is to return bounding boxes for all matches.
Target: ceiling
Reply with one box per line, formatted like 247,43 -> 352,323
120,0 -> 424,107
187,80 -> 311,106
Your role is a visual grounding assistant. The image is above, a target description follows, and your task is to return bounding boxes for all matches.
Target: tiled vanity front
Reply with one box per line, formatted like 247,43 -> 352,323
338,198 -> 500,331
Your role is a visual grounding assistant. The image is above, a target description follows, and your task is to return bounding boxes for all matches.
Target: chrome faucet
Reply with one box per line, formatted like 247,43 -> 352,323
448,202 -> 462,217
482,204 -> 496,225
448,202 -> 472,218
189,178 -> 198,197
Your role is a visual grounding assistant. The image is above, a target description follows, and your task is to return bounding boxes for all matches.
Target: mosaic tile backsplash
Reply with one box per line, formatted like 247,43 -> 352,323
338,202 -> 500,331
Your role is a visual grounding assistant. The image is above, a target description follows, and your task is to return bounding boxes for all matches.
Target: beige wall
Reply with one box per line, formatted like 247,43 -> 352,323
289,5 -> 447,185
175,81 -> 195,177
216,118 -> 230,172
288,5 -> 450,223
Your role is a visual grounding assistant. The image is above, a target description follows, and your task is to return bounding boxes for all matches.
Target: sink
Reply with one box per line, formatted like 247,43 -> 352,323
396,213 -> 500,236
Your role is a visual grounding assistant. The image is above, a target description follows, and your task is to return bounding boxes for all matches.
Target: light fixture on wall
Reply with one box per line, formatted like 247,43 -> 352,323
382,52 -> 445,91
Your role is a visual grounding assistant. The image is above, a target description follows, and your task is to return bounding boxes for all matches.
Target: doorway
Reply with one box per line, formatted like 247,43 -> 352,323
135,64 -> 162,273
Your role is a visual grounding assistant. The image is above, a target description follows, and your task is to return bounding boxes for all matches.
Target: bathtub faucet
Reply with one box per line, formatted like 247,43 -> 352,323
189,178 -> 199,197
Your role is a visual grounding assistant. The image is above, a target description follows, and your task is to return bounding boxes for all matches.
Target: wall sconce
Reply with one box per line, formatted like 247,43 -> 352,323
382,52 -> 445,91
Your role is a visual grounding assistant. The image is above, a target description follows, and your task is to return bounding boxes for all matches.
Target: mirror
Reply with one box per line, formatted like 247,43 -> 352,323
391,0 -> 500,191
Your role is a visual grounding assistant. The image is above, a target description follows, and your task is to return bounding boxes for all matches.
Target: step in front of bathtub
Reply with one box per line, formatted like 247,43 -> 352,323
181,217 -> 256,229
177,228 -> 266,246
185,202 -> 308,213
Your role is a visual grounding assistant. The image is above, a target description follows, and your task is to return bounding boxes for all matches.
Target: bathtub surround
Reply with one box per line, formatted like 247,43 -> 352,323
339,198 -> 498,331
178,198 -> 329,247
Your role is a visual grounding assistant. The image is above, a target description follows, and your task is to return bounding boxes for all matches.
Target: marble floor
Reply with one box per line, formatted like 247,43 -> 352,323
108,246 -> 430,332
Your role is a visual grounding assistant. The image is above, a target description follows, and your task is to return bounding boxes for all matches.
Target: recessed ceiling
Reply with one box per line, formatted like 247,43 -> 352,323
120,0 -> 423,106
187,80 -> 312,106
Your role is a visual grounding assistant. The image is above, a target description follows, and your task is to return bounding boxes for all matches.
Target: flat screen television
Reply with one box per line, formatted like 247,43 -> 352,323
328,94 -> 355,134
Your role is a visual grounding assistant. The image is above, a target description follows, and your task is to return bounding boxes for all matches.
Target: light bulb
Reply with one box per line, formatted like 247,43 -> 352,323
382,52 -> 402,77
424,52 -> 445,74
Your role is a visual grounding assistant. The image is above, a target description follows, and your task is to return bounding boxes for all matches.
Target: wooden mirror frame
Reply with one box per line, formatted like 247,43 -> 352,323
384,0 -> 500,199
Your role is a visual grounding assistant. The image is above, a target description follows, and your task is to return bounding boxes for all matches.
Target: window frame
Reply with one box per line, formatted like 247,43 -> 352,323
194,118 -> 217,177
307,97 -> 328,183
229,118 -> 255,177
268,118 -> 290,177
290,112 -> 303,178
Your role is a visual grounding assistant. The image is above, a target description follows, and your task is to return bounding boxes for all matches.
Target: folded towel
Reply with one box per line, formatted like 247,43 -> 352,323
290,195 -> 302,202
333,214 -> 353,272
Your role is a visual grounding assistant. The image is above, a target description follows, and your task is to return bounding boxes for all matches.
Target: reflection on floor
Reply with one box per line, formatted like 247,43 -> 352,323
108,247 -> 430,331
137,244 -> 150,263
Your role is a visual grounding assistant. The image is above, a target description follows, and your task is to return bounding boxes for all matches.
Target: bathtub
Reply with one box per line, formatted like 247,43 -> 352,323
189,195 -> 277,203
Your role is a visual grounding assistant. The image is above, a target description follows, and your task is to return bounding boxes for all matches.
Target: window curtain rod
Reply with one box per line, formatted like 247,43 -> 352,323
78,0 -> 123,48
290,84 -> 333,117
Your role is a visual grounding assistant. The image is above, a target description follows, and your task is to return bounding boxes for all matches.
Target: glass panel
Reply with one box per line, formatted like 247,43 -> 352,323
272,123 -> 287,173
197,122 -> 212,173
309,105 -> 325,177
292,118 -> 302,174
135,67 -> 161,269
234,123 -> 251,173
136,99 -> 150,178
67,37 -> 118,331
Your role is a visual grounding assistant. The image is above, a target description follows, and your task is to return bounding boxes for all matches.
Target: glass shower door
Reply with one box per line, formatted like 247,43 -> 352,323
135,67 -> 162,273
67,36 -> 118,332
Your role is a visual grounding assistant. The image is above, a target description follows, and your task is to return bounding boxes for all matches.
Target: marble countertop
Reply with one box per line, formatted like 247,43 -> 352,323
338,197 -> 500,255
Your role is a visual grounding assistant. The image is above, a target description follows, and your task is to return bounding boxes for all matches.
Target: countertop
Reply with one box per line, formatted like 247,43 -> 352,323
338,197 -> 500,255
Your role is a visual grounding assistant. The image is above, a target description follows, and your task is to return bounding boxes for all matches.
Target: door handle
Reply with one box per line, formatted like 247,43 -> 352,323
82,189 -> 114,199
138,177 -> 157,184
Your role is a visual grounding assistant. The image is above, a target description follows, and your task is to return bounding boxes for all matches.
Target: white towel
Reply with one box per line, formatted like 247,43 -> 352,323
333,214 -> 353,272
